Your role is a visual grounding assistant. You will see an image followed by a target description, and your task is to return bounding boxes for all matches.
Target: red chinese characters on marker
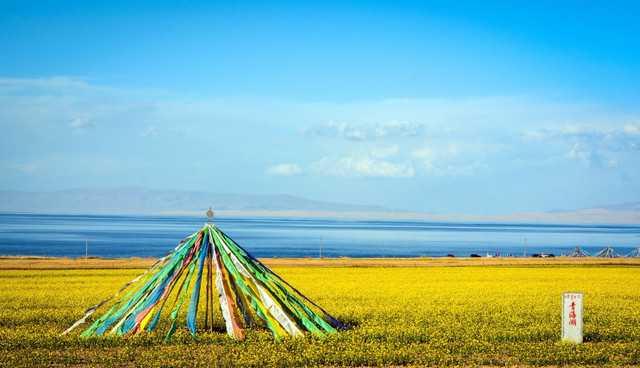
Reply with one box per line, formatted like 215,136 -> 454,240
568,301 -> 577,326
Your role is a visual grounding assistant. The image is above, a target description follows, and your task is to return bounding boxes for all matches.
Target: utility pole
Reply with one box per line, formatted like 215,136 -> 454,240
319,238 -> 323,259
523,237 -> 528,258
85,239 -> 88,259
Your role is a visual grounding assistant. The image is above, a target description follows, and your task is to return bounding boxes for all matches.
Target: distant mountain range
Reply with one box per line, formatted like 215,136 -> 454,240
0,188 -> 638,224
594,202 -> 640,211
0,188 -> 386,215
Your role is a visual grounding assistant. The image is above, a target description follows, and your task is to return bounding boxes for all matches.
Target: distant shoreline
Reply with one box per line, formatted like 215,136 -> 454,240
2,208 -> 640,225
2,256 -> 639,270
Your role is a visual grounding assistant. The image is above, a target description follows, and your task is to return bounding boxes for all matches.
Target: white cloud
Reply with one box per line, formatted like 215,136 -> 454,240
141,126 -> 158,137
312,155 -> 415,178
5,162 -> 39,174
266,163 -> 302,176
566,142 -> 619,168
566,142 -> 594,166
525,124 -> 640,144
412,147 -> 437,170
525,124 -> 640,168
370,145 -> 399,159
0,76 -> 91,91
624,124 -> 640,135
69,117 -> 95,130
307,120 -> 425,141
412,143 -> 488,176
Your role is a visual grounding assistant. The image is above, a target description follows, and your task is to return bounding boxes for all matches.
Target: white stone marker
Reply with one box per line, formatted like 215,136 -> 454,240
562,292 -> 583,343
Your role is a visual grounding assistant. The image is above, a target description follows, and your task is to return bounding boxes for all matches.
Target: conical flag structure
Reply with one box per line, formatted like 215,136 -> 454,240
63,223 -> 344,340
627,247 -> 640,258
568,246 -> 589,257
595,246 -> 619,258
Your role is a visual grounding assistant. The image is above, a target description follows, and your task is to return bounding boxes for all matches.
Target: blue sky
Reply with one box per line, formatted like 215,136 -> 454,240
1,1 -> 639,214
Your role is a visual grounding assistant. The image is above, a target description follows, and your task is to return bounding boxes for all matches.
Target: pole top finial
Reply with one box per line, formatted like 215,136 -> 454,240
206,207 -> 214,222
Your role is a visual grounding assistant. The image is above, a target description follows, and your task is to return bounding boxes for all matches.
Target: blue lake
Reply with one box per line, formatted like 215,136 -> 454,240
0,213 -> 638,258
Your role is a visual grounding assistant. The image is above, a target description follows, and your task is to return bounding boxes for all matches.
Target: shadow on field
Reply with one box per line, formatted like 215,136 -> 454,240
584,332 -> 604,342
337,316 -> 360,330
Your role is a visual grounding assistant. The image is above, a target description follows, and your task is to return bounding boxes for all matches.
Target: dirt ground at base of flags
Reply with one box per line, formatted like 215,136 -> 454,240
1,255 -> 640,269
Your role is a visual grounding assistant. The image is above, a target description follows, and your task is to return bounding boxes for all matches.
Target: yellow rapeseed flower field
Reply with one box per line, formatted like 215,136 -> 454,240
0,263 -> 639,366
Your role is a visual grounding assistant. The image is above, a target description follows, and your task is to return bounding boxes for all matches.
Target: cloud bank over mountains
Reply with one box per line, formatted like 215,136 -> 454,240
1,76 -> 639,214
